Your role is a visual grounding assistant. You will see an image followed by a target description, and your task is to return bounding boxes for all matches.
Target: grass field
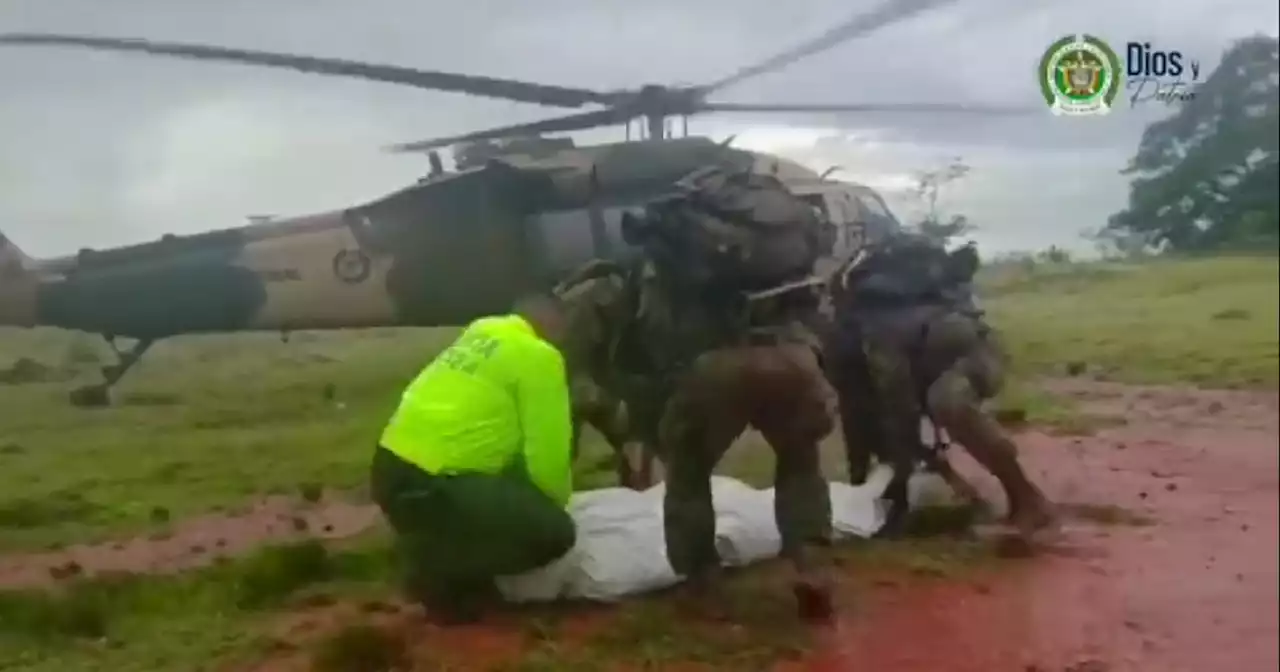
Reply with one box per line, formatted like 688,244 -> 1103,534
983,255 -> 1279,387
0,254 -> 1276,671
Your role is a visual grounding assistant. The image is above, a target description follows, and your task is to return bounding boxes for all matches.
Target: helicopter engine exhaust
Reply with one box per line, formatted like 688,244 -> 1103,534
0,232 -> 38,327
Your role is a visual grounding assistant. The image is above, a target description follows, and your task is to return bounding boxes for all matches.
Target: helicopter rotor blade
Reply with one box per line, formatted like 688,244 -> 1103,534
386,108 -> 627,153
698,0 -> 960,95
0,32 -> 616,109
700,101 -> 1039,115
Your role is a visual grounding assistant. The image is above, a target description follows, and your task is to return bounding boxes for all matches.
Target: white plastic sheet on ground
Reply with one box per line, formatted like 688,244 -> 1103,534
496,465 -> 955,602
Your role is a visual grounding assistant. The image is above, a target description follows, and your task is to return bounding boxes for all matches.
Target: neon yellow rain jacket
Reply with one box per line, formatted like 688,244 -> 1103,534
379,314 -> 574,507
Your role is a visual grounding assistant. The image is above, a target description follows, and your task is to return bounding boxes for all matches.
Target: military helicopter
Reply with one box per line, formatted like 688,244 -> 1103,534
0,0 -> 1027,406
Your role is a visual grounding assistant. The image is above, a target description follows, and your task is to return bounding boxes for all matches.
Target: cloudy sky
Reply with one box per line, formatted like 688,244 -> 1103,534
1,0 -> 1276,259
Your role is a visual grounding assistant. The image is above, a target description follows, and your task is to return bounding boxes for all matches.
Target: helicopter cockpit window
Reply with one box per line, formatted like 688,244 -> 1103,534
852,192 -> 902,242
855,192 -> 891,218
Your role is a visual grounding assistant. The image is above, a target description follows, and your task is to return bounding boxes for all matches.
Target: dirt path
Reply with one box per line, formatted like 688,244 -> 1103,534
0,493 -> 379,587
808,381 -> 1279,672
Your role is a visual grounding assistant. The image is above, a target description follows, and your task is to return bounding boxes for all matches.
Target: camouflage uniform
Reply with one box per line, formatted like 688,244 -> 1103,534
554,257 -> 836,606
554,260 -> 661,489
826,237 -> 1055,536
553,168 -> 840,618
636,264 -> 835,591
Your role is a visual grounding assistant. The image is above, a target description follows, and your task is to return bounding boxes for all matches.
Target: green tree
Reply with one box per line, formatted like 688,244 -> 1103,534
1106,35 -> 1279,252
911,156 -> 977,245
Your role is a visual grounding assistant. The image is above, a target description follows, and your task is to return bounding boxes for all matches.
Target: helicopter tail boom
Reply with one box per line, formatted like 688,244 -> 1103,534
0,231 -> 38,327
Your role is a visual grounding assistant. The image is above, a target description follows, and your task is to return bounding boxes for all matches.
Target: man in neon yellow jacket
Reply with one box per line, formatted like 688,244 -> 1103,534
371,294 -> 577,624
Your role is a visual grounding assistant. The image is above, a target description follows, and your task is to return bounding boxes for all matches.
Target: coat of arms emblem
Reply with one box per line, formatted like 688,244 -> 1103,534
1039,35 -> 1121,115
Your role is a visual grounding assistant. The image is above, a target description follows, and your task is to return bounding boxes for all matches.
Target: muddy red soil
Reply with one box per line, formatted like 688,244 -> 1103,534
0,492 -> 379,587
2,381 -> 1276,671
807,381 -> 1279,672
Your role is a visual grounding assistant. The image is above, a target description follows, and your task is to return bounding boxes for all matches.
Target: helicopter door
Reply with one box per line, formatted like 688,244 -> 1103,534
801,191 -> 855,259
849,190 -> 901,244
826,192 -> 862,255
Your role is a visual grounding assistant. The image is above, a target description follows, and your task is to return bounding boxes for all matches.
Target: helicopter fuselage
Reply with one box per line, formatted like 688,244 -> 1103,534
0,137 -> 901,341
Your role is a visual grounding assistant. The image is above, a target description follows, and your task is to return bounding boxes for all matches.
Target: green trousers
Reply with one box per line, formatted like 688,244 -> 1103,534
370,446 -> 576,610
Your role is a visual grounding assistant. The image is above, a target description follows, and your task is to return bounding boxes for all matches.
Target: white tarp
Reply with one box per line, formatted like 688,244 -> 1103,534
497,465 -> 953,602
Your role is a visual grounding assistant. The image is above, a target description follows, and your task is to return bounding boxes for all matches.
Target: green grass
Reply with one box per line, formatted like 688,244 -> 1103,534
0,536 -> 394,672
0,325 -> 792,552
0,328 -> 630,551
981,255 -> 1279,387
0,329 -> 446,550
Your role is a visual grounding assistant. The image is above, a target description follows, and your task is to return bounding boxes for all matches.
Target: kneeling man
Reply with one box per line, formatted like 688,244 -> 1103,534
371,294 -> 577,624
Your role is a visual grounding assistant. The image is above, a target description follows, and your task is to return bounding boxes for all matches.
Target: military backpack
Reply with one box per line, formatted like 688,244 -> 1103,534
621,166 -> 833,293
833,233 -> 980,311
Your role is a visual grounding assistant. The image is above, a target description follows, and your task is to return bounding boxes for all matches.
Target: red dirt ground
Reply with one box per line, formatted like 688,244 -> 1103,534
2,381 -> 1276,671
804,381 -> 1279,672
0,492 -> 380,587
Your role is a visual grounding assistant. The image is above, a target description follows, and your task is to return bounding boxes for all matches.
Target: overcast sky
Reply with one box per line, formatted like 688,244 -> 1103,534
2,0 -> 1276,258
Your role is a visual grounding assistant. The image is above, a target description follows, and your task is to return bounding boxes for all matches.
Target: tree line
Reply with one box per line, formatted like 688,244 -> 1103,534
1101,34 -> 1278,254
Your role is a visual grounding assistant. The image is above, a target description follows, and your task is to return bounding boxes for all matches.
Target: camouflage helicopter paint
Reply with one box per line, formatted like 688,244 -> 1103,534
0,137 -> 898,341
0,137 -> 898,405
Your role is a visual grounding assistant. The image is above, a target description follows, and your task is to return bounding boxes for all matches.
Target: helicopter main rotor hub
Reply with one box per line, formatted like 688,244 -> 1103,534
617,84 -> 703,117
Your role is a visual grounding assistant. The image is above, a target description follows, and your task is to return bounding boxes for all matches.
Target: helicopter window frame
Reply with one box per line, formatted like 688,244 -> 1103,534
530,204 -> 646,276
798,194 -> 831,220
854,191 -> 893,219
799,192 -> 855,252
848,189 -> 903,243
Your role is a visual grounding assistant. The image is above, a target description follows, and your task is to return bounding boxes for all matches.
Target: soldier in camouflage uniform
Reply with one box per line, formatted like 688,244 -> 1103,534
555,261 -> 660,490
825,235 -> 1057,540
652,277 -> 836,619
554,169 -> 840,620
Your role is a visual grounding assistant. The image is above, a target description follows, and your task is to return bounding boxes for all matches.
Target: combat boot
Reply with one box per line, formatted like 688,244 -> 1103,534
1004,479 -> 1059,540
926,369 -> 1058,542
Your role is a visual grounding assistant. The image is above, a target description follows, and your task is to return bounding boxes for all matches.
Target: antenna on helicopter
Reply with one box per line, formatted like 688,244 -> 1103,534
819,166 -> 842,180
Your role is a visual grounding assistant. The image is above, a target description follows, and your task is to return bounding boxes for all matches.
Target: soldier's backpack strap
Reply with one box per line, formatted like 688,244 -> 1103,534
742,275 -> 827,303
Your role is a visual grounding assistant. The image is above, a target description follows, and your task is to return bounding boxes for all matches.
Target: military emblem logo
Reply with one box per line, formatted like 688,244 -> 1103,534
332,249 -> 372,284
1038,35 -> 1121,115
